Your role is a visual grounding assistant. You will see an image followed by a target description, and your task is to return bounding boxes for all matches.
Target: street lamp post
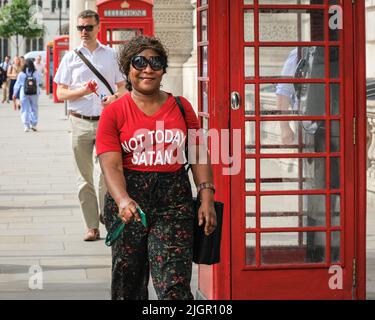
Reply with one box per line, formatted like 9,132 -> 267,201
58,0 -> 62,35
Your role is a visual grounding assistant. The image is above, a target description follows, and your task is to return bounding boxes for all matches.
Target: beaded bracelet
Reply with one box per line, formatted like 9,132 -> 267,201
197,182 -> 216,195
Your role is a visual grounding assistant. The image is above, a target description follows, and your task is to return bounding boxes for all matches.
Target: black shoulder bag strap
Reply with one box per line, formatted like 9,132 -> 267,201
74,49 -> 115,95
175,96 -> 192,172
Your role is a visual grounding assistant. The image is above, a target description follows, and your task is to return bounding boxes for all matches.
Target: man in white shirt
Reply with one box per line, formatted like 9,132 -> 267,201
54,10 -> 126,241
34,55 -> 45,88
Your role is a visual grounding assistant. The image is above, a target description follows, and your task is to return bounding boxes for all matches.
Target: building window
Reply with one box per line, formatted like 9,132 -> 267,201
38,38 -> 43,50
51,0 -> 56,13
0,38 -> 9,58
26,37 -> 44,52
38,0 -> 42,8
26,39 -> 31,52
67,0 -> 70,10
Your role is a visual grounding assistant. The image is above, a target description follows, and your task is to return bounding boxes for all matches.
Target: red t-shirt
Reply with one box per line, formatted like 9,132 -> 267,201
96,93 -> 201,172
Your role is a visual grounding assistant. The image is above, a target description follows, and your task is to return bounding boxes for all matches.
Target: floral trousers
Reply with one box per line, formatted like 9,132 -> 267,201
103,167 -> 195,300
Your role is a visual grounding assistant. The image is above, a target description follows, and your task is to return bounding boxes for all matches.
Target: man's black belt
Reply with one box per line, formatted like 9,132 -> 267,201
70,111 -> 100,121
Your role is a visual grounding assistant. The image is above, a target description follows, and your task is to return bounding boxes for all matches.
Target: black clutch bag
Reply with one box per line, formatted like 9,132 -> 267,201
192,198 -> 224,265
175,96 -> 224,265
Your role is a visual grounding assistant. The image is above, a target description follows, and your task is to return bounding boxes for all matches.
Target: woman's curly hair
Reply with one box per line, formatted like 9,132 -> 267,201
118,35 -> 169,91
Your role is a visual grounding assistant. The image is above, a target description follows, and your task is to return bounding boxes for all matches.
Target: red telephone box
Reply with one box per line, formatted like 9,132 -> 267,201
46,41 -> 53,96
97,0 -> 154,49
197,0 -> 367,300
53,36 -> 69,103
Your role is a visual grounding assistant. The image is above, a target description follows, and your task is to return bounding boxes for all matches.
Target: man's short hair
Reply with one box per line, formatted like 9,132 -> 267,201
78,10 -> 100,25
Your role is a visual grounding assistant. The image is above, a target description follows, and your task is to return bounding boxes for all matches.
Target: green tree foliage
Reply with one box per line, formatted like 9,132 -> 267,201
0,0 -> 44,55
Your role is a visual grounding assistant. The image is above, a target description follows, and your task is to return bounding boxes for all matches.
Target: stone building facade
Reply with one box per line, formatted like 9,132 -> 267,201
0,0 -> 70,58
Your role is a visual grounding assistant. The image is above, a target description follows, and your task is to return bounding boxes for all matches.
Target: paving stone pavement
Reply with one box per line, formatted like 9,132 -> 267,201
0,94 -> 374,300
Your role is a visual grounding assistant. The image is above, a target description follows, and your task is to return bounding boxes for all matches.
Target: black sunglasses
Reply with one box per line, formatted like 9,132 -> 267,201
77,25 -> 97,32
131,56 -> 166,71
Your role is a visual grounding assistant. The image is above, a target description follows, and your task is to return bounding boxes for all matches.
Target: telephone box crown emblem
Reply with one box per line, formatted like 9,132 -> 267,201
121,1 -> 130,9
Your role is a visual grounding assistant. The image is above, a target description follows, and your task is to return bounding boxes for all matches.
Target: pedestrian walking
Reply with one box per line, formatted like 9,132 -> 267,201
54,9 -> 126,242
0,56 -> 11,104
8,56 -> 22,110
13,58 -> 41,132
96,35 -> 217,300
34,55 -> 46,89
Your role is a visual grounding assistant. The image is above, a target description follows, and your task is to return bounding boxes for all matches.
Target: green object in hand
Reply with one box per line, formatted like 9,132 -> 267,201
137,206 -> 147,228
105,207 -> 147,247
105,218 -> 125,247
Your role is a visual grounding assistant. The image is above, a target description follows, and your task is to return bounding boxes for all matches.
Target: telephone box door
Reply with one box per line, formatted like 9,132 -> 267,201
230,0 -> 357,299
53,36 -> 69,103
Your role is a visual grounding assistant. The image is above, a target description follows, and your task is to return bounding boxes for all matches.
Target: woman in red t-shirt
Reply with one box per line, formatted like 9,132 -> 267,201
96,36 -> 216,300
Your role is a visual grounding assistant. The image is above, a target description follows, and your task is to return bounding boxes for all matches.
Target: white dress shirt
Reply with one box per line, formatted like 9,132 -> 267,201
54,41 -> 124,116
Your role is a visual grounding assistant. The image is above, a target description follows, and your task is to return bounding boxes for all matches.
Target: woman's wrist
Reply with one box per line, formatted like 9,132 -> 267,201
199,188 -> 215,203
115,194 -> 132,207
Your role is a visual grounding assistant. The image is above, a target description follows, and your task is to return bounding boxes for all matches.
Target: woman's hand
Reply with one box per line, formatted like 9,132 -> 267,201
198,196 -> 217,236
117,197 -> 141,224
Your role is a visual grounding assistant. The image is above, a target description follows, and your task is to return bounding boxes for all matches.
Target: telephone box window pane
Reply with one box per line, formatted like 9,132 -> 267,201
202,117 -> 209,147
244,0 -> 253,4
244,47 -> 255,78
246,234 -> 256,266
200,10 -> 208,42
201,82 -> 209,113
246,196 -> 256,229
260,158 -> 326,191
244,10 -> 254,42
261,232 -> 326,265
245,84 -> 255,116
330,47 -> 340,79
331,231 -> 341,263
245,121 -> 255,155
201,46 -> 208,78
112,29 -> 139,42
331,195 -> 341,227
261,195 -> 326,228
330,158 -> 340,189
259,47 -> 325,79
260,83 -> 326,116
330,121 -> 340,152
202,117 -> 209,131
259,10 -> 325,42
260,121 -> 326,154
200,0 -> 208,5
246,159 -> 256,191
330,84 -> 340,115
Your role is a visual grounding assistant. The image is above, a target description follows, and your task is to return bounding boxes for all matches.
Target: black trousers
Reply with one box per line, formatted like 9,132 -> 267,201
103,167 -> 195,300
